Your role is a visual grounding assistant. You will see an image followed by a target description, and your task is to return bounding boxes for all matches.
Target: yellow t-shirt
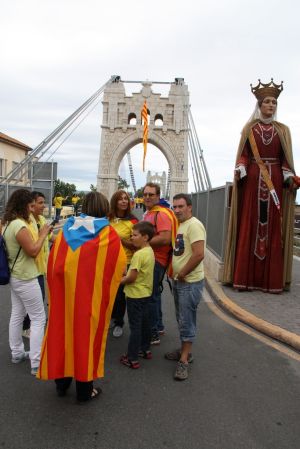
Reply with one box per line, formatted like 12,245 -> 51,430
124,246 -> 154,299
4,219 -> 39,280
28,215 -> 50,275
110,217 -> 137,264
71,196 -> 80,205
53,196 -> 64,208
172,216 -> 206,283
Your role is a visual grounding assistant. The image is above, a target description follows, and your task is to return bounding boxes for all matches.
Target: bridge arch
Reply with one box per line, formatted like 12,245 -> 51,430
97,79 -> 189,199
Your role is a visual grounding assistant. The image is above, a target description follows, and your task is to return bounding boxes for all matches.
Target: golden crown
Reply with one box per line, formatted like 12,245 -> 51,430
250,78 -> 283,101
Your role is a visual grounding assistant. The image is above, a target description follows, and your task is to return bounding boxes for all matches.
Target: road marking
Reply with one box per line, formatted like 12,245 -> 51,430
204,289 -> 300,362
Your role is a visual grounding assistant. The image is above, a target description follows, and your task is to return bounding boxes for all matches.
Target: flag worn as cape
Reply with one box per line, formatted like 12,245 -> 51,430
146,205 -> 178,277
147,205 -> 178,247
37,215 -> 126,381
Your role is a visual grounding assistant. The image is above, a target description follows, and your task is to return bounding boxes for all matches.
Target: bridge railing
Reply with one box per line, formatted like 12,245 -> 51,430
294,227 -> 300,257
191,183 -> 232,261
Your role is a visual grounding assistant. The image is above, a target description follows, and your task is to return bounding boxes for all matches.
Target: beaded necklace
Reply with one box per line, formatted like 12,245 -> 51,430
254,123 -> 276,145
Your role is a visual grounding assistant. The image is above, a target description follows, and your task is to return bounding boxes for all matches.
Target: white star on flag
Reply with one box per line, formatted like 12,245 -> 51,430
68,216 -> 100,234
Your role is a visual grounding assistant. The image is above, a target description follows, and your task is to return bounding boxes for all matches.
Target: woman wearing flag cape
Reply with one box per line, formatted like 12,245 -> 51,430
37,192 -> 126,402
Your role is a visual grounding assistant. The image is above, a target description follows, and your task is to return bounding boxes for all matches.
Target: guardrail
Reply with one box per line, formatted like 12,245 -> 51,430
191,183 -> 231,260
294,227 -> 300,257
44,206 -> 75,220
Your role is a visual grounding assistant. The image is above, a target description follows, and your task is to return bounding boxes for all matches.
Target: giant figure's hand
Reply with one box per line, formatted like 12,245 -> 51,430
292,176 -> 300,189
234,169 -> 241,181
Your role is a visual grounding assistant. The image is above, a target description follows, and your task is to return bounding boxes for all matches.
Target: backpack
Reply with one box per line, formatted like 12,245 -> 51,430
0,226 -> 21,285
0,233 -> 10,285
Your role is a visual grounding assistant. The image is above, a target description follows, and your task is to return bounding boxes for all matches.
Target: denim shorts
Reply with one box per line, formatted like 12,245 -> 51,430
172,279 -> 204,342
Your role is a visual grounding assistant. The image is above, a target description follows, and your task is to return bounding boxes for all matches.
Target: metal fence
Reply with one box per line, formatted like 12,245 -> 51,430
191,183 -> 232,261
0,162 -> 57,219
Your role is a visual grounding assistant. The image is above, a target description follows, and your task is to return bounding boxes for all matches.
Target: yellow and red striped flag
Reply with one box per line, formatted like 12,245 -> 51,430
141,101 -> 148,171
37,216 -> 126,381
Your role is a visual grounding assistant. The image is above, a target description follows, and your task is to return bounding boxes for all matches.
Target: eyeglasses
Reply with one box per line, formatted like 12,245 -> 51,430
143,193 -> 156,197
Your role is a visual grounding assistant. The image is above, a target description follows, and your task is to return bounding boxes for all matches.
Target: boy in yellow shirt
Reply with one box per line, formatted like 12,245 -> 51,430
120,221 -> 155,369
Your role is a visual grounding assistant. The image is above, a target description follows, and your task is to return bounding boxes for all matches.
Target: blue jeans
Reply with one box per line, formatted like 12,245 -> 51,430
126,297 -> 151,361
149,261 -> 165,336
172,279 -> 204,343
55,208 -> 62,221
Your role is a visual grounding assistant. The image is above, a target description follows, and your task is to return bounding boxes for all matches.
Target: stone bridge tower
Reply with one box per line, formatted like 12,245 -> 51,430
96,77 -> 189,199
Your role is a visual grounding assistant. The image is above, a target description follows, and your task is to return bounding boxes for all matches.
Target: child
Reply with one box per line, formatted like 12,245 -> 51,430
120,221 -> 155,369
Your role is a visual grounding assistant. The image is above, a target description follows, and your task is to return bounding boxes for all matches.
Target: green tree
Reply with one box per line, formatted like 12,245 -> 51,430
54,179 -> 77,201
118,176 -> 129,190
136,187 -> 144,198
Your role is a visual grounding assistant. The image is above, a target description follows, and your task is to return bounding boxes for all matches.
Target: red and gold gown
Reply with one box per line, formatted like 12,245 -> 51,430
233,122 -> 291,292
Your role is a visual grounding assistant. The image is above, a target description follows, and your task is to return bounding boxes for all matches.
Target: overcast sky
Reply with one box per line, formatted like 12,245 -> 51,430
1,0 -> 299,200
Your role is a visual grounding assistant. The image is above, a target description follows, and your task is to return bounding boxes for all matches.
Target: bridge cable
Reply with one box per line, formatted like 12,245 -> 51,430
1,78 -> 111,186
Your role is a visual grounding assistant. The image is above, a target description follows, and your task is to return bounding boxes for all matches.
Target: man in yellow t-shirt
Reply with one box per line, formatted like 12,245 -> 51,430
71,194 -> 81,216
120,221 -> 155,369
165,193 -> 206,381
53,192 -> 67,222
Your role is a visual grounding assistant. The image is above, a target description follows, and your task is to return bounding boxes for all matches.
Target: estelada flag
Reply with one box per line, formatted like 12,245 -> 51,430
147,205 -> 178,247
146,205 -> 178,277
141,101 -> 148,172
37,215 -> 126,382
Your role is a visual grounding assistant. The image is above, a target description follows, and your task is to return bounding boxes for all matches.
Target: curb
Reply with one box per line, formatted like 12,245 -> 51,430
205,269 -> 300,352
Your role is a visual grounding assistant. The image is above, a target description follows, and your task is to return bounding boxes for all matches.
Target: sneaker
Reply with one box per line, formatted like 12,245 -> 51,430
113,326 -> 123,338
120,354 -> 140,369
31,367 -> 39,376
174,361 -> 189,381
22,329 -> 31,339
138,350 -> 152,360
165,349 -> 194,363
12,351 -> 30,364
150,335 -> 160,345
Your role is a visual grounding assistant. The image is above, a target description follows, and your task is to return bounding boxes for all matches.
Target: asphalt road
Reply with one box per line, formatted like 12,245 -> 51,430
0,282 -> 300,449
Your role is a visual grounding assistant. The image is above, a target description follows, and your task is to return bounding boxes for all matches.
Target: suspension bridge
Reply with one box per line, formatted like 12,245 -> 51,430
0,76 -> 211,214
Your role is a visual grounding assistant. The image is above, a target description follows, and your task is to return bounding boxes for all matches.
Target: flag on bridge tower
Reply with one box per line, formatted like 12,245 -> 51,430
141,101 -> 148,171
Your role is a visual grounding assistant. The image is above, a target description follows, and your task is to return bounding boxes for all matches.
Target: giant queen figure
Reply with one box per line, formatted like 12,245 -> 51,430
223,79 -> 299,293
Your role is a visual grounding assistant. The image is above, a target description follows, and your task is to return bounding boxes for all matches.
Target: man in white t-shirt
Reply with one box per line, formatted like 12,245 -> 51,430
165,193 -> 206,381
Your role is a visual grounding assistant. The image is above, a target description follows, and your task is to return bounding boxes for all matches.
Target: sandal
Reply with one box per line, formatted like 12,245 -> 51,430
120,354 -> 140,369
90,387 -> 102,399
138,350 -> 152,360
77,387 -> 102,403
